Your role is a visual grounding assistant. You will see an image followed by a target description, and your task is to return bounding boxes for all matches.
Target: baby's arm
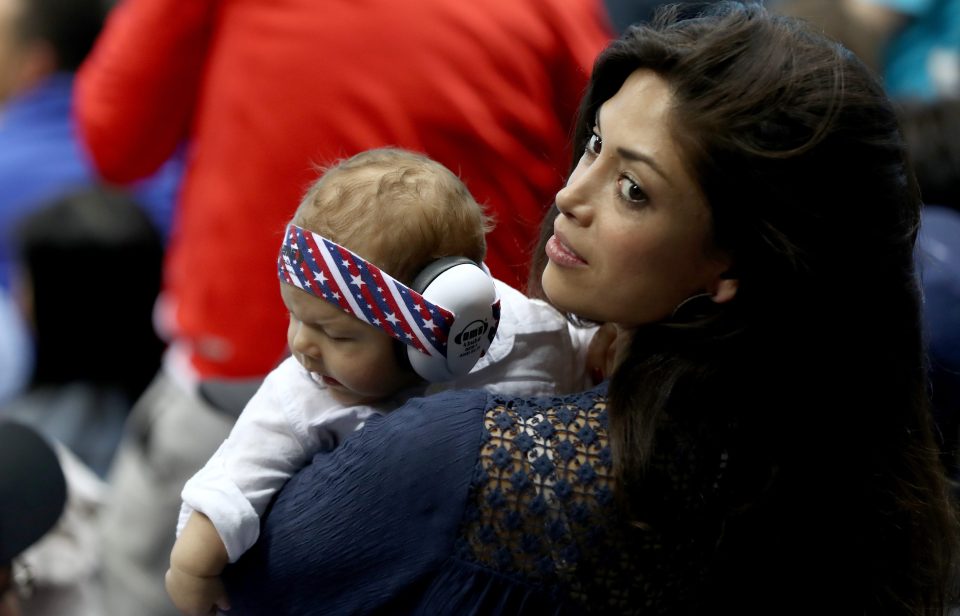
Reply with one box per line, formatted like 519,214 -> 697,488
176,357 -> 326,564
166,512 -> 230,616
174,357 -> 386,559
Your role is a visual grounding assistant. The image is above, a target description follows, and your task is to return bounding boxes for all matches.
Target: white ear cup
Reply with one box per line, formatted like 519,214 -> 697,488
408,261 -> 498,382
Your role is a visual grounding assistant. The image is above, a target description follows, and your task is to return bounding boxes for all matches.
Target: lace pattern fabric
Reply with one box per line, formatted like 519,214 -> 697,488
456,387 -> 685,613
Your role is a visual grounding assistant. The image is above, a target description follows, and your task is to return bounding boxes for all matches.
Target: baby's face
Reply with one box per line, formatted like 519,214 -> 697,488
280,282 -> 419,406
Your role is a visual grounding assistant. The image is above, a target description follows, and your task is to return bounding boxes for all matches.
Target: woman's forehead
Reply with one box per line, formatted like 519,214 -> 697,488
596,69 -> 674,129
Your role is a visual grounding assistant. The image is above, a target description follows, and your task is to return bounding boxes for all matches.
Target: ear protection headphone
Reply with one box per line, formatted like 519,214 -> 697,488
402,256 -> 500,381
278,224 -> 500,383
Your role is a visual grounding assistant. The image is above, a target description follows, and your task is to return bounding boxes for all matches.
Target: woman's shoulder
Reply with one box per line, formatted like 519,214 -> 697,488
449,384 -> 644,609
446,383 -> 726,614
455,383 -> 613,538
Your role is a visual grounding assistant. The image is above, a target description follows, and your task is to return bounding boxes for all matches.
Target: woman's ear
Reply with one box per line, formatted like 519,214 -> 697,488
710,275 -> 738,304
706,250 -> 738,304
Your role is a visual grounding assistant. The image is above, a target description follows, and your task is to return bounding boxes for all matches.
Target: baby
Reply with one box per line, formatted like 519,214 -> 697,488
165,148 -> 596,614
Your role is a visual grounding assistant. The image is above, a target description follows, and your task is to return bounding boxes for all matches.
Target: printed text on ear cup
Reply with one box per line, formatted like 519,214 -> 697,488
454,319 -> 489,358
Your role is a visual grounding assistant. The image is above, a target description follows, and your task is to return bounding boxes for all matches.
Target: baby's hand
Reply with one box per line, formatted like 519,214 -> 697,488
164,564 -> 230,616
168,511 -> 231,614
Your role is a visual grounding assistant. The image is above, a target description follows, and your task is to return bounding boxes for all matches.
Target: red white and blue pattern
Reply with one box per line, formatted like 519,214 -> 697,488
278,224 -> 455,358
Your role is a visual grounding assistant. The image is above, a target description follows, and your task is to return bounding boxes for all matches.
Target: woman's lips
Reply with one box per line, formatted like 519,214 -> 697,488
545,233 -> 587,267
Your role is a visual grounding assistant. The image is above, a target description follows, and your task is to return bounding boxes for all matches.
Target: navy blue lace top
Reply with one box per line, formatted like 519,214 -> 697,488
224,384 -> 730,614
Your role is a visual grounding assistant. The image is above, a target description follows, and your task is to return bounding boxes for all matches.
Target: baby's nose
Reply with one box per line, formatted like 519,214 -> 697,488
292,326 -> 321,358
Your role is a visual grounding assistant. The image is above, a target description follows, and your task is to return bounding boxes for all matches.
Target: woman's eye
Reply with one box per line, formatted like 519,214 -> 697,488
585,133 -> 602,156
617,176 -> 648,203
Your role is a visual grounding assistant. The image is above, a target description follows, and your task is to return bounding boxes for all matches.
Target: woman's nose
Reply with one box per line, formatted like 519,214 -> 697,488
555,164 -> 595,225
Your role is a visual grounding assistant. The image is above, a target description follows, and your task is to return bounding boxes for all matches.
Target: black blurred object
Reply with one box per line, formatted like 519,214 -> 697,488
15,185 -> 165,401
0,422 -> 66,563
18,0 -> 105,72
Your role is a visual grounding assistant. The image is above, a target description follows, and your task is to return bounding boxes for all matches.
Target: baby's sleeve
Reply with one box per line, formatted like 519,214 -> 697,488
179,357 -> 339,562
440,281 -> 599,397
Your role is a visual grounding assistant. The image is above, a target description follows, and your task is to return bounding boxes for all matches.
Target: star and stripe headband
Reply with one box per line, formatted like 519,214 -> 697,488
278,223 -> 463,361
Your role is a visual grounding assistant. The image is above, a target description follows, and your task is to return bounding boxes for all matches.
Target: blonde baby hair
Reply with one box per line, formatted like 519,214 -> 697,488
293,148 -> 494,285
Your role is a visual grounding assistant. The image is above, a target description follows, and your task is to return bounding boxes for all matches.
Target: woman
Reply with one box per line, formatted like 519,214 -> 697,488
224,3 -> 958,613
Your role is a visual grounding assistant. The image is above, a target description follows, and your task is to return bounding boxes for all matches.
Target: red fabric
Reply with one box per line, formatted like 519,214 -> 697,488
75,0 -> 612,378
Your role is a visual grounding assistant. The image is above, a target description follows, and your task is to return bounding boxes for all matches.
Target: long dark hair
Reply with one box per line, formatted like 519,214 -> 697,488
16,186 -> 165,401
532,2 -> 958,612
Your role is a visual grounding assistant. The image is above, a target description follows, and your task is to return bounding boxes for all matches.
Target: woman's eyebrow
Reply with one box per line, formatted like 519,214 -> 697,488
596,107 -> 671,184
616,146 -> 670,184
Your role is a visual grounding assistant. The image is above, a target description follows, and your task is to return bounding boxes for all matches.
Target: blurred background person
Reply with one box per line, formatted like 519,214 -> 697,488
841,0 -> 959,100
773,0 -> 959,100
0,418 -> 112,616
74,0 -> 612,613
0,186 -> 165,478
899,97 -> 960,212
916,204 -> 960,496
898,98 -> 960,495
604,0 -> 722,32
0,0 -> 180,404
772,2 -> 960,494
0,421 -> 66,616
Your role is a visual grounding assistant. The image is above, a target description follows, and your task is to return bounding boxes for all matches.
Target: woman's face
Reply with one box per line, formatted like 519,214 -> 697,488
541,69 -> 736,328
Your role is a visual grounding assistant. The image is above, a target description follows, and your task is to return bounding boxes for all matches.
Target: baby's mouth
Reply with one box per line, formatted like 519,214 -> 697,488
308,371 -> 340,388
320,375 -> 343,387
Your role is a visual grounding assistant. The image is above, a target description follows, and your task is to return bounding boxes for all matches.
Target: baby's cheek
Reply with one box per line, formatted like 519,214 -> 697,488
285,321 -> 299,349
344,357 -> 382,387
364,363 -> 405,395
360,368 -> 392,393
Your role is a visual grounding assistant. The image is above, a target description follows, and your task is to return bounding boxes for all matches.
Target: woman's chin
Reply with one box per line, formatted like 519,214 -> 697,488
541,265 -> 592,319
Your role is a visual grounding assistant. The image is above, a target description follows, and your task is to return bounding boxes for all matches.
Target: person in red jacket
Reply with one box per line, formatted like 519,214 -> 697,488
74,1 -> 611,613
